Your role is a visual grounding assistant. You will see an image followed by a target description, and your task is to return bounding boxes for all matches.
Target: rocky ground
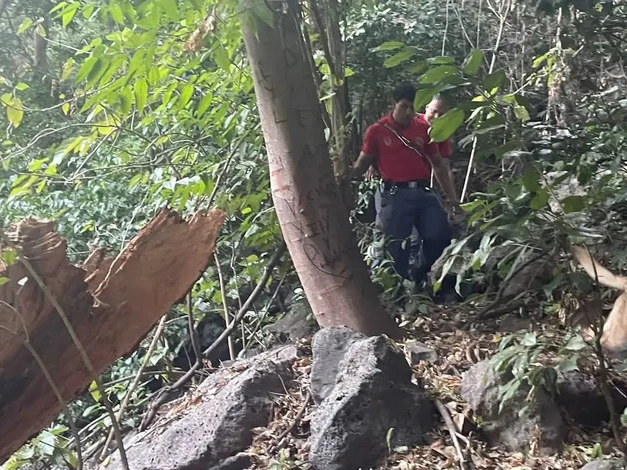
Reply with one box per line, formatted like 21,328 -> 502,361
100,303 -> 627,470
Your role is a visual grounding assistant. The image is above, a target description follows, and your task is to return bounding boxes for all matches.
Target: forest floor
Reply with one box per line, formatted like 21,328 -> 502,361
245,302 -> 623,470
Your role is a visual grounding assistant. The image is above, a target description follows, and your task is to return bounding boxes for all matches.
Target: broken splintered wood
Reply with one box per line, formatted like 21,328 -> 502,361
0,208 -> 225,464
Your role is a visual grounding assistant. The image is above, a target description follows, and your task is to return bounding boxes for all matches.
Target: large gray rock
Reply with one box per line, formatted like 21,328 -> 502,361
580,460 -> 626,470
310,326 -> 366,404
556,371 -> 608,427
102,347 -> 296,470
309,335 -> 434,470
207,453 -> 252,470
461,360 -> 566,455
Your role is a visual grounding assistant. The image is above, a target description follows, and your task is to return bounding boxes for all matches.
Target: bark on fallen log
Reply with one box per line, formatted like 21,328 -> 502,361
0,208 -> 225,464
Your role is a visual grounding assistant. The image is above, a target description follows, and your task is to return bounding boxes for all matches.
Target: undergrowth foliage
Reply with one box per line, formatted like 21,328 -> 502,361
0,0 -> 626,467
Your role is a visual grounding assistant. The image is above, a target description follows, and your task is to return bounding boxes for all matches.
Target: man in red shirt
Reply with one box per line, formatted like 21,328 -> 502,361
349,84 -> 460,285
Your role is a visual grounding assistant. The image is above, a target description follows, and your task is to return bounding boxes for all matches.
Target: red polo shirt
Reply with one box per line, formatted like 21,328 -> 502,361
362,113 -> 450,183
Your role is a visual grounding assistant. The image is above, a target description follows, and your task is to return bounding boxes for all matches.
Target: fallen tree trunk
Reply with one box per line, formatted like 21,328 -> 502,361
0,208 -> 225,464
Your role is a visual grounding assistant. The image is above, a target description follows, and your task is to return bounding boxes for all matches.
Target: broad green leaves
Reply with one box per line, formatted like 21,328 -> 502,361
462,48 -> 484,75
1,94 -> 24,128
430,108 -> 465,142
372,41 -> 405,52
419,65 -> 457,84
383,47 -> 415,68
135,78 -> 148,112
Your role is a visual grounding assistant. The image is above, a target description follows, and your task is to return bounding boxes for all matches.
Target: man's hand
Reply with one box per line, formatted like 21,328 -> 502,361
365,165 -> 378,180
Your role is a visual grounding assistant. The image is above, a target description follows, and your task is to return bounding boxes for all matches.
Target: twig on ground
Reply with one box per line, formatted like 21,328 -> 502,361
99,314 -> 167,460
435,399 -> 468,470
139,242 -> 288,430
0,232 -> 130,470
272,392 -> 312,453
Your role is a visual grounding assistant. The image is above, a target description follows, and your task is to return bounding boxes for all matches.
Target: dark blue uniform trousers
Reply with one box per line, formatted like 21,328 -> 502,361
374,186 -> 452,283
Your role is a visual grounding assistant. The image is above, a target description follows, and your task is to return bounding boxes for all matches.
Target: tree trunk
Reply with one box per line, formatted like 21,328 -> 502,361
239,1 -> 400,337
0,209 -> 225,463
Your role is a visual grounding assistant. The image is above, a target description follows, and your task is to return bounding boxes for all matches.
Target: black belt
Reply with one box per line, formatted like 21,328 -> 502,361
383,180 -> 429,191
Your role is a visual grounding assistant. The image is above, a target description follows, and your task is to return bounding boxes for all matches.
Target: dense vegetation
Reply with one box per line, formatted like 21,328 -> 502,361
0,0 -> 626,467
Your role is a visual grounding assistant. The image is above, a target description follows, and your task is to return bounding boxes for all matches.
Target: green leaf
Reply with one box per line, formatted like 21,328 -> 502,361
372,41 -> 405,52
2,249 -> 18,266
0,277 -> 9,287
557,356 -> 579,373
430,108 -> 464,142
214,45 -> 230,71
75,56 -> 99,83
419,65 -> 457,84
15,83 -> 29,91
109,3 -> 124,24
197,93 -> 213,117
61,3 -> 80,27
119,86 -> 133,115
178,84 -> 194,109
564,335 -> 587,351
161,0 -> 180,22
413,86 -> 441,110
17,18 -> 34,34
530,189 -> 549,209
50,1 -> 68,14
383,47 -> 415,68
89,380 -> 101,402
514,105 -> 530,121
4,97 -> 24,128
86,58 -> 107,88
532,52 -> 549,68
427,56 -> 456,65
462,48 -> 484,75
521,167 -> 540,192
134,78 -> 148,112
61,58 -> 75,81
562,195 -> 585,213
483,69 -> 507,91
82,3 -> 96,19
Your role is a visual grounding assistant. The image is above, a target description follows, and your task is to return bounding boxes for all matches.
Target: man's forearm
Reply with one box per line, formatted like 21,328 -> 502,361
349,154 -> 374,178
433,165 -> 459,205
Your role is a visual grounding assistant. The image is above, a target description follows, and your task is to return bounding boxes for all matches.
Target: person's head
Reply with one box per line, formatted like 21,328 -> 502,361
424,95 -> 449,125
392,82 -> 416,126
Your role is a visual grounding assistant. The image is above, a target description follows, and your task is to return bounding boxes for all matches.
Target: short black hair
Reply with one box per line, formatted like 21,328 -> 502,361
392,82 -> 416,103
431,93 -> 451,109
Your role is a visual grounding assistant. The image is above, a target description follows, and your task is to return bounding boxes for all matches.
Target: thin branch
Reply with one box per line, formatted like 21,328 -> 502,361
585,245 -> 627,454
243,269 -> 287,351
215,252 -> 236,361
203,241 -> 287,358
139,241 -> 288,431
271,392 -> 312,452
99,314 -> 167,460
187,291 -> 203,372
435,399 -> 467,470
0,0 -> 12,20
